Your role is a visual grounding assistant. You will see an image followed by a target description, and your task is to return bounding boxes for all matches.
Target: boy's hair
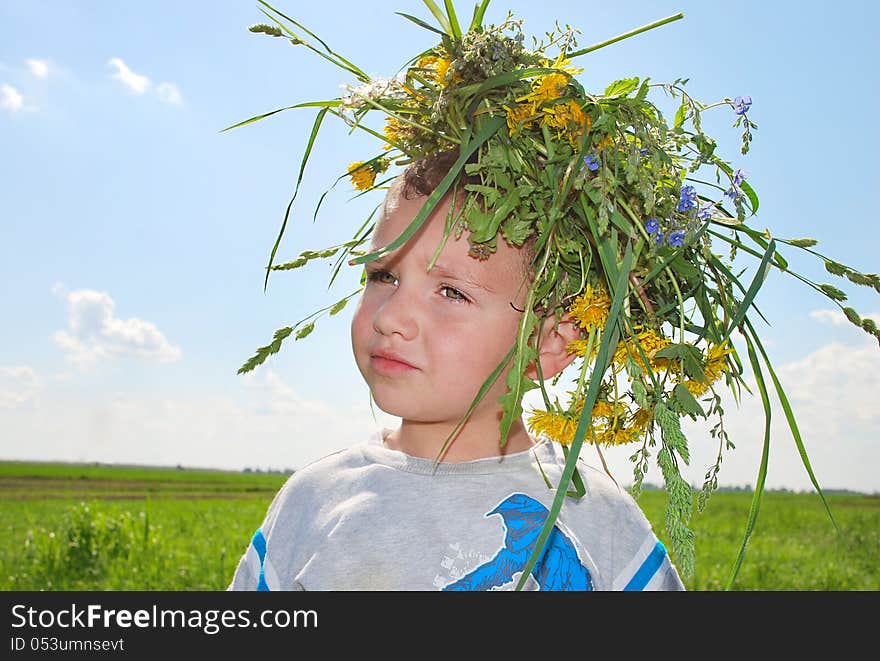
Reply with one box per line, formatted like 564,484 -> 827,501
388,150 -> 537,275
399,149 -> 479,200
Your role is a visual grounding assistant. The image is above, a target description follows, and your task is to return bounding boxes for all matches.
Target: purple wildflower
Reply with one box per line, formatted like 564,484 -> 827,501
677,185 -> 698,213
639,148 -> 650,156
645,218 -> 660,234
733,96 -> 752,115
697,203 -> 714,221
725,186 -> 740,202
668,230 -> 686,248
655,231 -> 664,246
583,153 -> 600,172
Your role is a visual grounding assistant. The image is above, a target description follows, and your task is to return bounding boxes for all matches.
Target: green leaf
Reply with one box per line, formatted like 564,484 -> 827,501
717,161 -> 759,215
604,77 -> 640,98
673,383 -> 705,417
674,100 -> 688,129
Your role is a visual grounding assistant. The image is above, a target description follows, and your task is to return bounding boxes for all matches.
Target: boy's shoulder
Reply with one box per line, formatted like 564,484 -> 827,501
276,433 -> 378,489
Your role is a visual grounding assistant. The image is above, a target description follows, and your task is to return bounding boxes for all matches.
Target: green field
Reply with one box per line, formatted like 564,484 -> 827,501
1,461 -> 876,590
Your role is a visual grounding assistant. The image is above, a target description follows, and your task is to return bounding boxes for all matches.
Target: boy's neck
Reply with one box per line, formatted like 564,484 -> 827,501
383,417 -> 535,462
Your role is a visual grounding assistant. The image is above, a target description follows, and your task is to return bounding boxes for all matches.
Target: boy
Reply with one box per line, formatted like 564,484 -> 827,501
228,152 -> 685,591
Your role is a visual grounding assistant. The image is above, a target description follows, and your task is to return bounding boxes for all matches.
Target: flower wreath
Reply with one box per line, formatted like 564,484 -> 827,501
231,0 -> 880,585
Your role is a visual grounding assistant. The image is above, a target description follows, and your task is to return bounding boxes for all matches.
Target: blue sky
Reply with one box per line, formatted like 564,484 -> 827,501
1,0 -> 878,492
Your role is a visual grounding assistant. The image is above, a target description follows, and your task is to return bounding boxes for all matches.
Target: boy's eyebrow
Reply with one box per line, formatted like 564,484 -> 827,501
366,255 -> 498,294
430,262 -> 497,294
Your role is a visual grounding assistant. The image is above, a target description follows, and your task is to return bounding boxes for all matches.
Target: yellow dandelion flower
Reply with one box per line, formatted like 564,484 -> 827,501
347,160 -> 386,191
566,338 -> 593,357
415,53 -> 456,86
679,342 -> 733,396
593,425 -> 641,446
592,399 -> 617,419
539,53 -> 584,77
682,378 -> 710,398
542,99 -> 587,148
518,72 -> 569,106
568,284 -> 611,331
703,342 -> 733,384
612,328 -> 671,372
435,57 -> 453,84
383,116 -> 409,150
504,102 -> 536,135
527,408 -> 578,446
528,398 -> 614,446
631,406 -> 654,430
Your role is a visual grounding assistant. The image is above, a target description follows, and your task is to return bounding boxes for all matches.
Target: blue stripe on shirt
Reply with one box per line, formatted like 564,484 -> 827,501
251,529 -> 270,591
623,540 -> 667,591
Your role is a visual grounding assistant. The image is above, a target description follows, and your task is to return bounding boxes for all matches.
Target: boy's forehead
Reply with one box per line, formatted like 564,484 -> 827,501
370,190 -> 528,294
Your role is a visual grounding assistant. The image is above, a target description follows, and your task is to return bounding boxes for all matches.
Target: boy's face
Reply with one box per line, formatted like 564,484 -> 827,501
350,189 -> 528,427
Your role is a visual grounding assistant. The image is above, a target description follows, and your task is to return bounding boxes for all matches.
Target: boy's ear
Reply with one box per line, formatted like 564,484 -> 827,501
524,313 -> 581,381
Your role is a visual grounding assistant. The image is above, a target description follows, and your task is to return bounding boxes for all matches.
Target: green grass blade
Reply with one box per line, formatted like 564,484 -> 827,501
515,243 -> 634,590
258,1 -> 369,81
718,238 -> 775,345
395,12 -> 448,37
745,317 -> 840,534
469,0 -> 491,31
706,253 -> 772,328
725,324 -> 771,589
567,13 -> 684,58
434,345 -> 517,464
263,106 -> 329,293
443,0 -> 462,38
716,160 -> 759,215
220,100 -> 340,133
420,0 -> 453,34
349,115 -> 505,265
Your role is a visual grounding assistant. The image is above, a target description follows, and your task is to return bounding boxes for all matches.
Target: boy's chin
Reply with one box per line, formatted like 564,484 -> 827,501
368,392 -> 459,425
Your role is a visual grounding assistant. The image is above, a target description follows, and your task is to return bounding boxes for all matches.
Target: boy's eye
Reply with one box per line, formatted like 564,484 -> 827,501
440,285 -> 469,303
368,270 -> 397,286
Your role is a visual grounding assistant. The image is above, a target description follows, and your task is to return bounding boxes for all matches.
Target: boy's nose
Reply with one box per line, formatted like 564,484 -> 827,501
372,287 -> 418,340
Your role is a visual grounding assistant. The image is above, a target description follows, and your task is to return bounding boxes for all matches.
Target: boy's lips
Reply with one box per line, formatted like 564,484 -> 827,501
370,349 -> 418,376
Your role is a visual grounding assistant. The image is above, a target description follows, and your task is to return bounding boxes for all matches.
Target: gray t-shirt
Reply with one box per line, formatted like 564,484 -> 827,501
229,430 -> 685,591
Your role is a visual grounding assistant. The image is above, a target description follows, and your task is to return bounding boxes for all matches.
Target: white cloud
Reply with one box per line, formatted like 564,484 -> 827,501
25,58 -> 50,79
107,57 -> 150,94
525,337 -> 880,493
1,83 -> 24,113
0,367 -> 396,472
810,308 -> 880,327
106,58 -> 182,105
0,366 -> 40,409
51,288 -> 182,368
155,81 -> 182,105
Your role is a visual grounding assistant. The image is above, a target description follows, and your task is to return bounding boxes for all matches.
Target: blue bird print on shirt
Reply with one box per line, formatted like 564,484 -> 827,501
442,493 -> 593,591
